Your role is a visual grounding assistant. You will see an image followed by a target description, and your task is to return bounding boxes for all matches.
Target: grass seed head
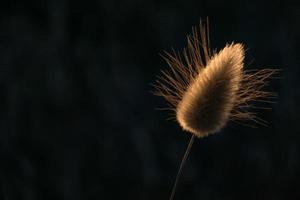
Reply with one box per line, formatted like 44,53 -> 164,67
154,20 -> 278,138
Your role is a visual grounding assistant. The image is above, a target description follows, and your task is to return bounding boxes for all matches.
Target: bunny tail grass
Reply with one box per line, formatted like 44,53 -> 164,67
154,19 -> 279,137
176,43 -> 244,137
153,19 -> 279,200
169,135 -> 195,200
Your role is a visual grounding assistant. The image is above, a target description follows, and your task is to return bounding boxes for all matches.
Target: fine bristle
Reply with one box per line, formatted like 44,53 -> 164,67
153,20 -> 278,137
154,21 -> 210,111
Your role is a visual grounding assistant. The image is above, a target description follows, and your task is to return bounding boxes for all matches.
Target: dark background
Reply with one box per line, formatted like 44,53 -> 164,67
0,0 -> 298,199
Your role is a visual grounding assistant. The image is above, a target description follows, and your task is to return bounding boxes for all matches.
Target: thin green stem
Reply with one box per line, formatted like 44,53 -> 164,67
169,134 -> 195,200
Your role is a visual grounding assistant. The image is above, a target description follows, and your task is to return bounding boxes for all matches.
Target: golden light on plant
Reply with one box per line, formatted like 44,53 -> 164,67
153,19 -> 279,200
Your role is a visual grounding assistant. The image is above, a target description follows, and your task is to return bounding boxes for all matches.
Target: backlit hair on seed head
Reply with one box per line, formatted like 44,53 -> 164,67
154,20 -> 279,138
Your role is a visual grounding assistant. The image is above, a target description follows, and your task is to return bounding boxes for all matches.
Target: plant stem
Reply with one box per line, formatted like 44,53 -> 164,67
169,134 -> 195,200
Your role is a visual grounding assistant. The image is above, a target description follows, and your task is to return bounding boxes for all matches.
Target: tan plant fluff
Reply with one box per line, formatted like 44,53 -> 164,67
154,21 -> 278,138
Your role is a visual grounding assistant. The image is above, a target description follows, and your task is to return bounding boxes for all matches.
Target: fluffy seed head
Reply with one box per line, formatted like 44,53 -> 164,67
154,21 -> 278,138
176,44 -> 244,137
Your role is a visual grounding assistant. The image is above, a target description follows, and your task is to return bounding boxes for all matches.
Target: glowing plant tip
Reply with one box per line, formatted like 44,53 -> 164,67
176,43 -> 244,137
154,21 -> 278,138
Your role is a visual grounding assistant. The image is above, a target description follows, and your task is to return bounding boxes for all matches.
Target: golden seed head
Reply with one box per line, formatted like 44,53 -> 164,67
154,21 -> 278,138
176,43 -> 244,137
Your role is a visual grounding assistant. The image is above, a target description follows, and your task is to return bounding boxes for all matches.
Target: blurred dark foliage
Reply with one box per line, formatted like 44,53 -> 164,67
0,0 -> 299,199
